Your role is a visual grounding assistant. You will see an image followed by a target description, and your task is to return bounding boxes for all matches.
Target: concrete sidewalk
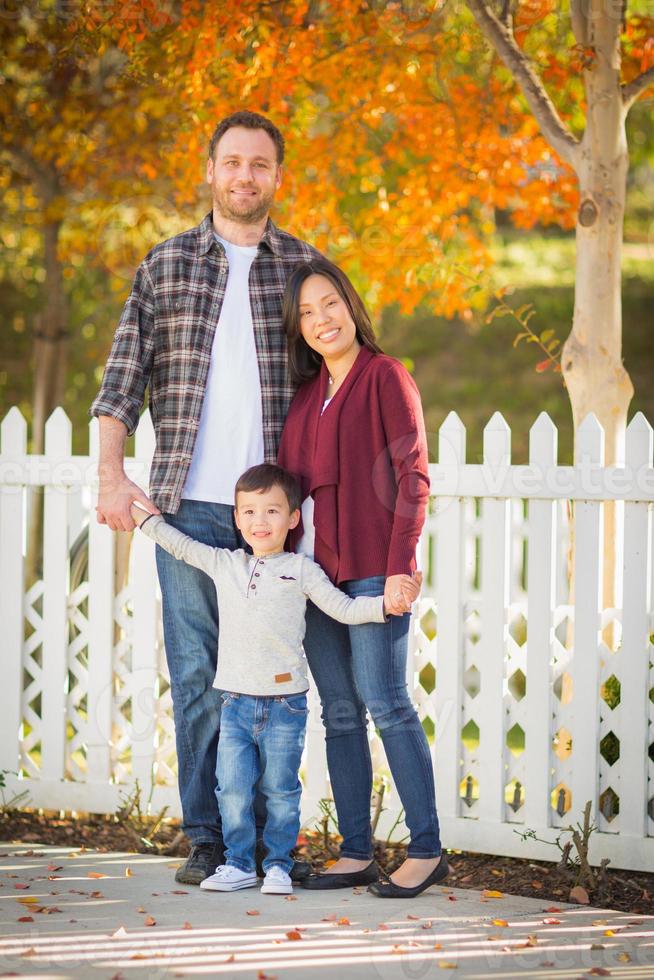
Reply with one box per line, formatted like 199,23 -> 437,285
1,843 -> 652,979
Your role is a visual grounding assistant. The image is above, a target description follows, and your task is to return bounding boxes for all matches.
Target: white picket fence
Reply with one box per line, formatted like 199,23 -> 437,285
0,406 -> 653,872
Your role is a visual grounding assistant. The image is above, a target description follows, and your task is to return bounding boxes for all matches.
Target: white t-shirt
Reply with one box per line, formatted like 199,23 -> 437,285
296,397 -> 332,559
182,235 -> 264,505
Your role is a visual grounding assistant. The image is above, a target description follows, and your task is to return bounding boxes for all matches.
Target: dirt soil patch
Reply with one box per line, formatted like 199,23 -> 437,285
1,808 -> 652,914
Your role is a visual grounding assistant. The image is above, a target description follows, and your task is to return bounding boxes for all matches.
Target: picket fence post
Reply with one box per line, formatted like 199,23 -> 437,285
570,414 -> 604,824
0,408 -> 27,773
41,409 -> 72,783
620,413 -> 653,837
524,412 -> 558,828
477,412 -> 511,824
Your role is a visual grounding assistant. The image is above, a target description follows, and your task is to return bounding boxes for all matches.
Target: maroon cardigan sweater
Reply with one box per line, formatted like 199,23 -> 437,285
277,347 -> 430,585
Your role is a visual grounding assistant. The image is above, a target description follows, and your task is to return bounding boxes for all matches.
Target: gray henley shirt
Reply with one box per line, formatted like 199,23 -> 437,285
140,516 -> 386,696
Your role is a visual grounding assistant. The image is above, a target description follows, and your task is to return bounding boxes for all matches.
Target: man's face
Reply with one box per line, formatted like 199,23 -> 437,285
234,486 -> 299,557
207,126 -> 282,225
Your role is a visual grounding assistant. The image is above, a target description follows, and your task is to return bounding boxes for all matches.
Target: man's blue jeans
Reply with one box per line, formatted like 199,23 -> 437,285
304,575 -> 441,860
216,692 -> 307,874
155,499 -> 267,845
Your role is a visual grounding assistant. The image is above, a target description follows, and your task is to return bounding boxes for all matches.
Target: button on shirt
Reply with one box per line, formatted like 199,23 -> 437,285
139,516 -> 387,696
90,213 -> 321,515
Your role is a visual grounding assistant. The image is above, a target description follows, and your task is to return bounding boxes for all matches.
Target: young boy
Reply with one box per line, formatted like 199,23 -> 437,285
131,463 -> 420,896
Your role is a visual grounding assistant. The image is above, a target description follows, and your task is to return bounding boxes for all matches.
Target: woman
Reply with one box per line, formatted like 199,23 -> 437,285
277,257 -> 447,898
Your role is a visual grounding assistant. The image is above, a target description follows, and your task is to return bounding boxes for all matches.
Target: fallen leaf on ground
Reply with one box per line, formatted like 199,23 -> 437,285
544,906 -> 562,912
338,917 -> 351,925
87,872 -> 107,879
20,948 -> 37,958
17,897 -> 38,904
531,881 -> 543,889
482,890 -> 504,899
590,943 -> 606,950
592,920 -> 609,925
433,942 -> 442,949
171,890 -> 188,895
543,918 -> 561,925
47,864 -> 63,872
14,884 -> 29,890
137,907 -> 146,913
111,927 -> 128,939
569,885 -> 589,904
246,910 -> 260,916
144,916 -> 156,927
604,929 -> 618,936
183,922 -> 193,930
407,914 -> 420,920
421,921 -> 433,929
377,924 -> 389,930
492,919 -> 508,927
617,953 -> 631,963
438,962 -> 457,969
286,931 -> 302,941
539,962 -> 555,968
125,868 -> 133,877
588,970 -> 611,977
447,895 -> 457,901
284,895 -> 297,901
491,869 -> 503,876
17,916 -> 34,923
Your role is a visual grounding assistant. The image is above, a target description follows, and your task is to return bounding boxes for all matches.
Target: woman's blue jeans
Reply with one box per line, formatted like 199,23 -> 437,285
304,575 -> 441,860
154,499 -> 267,846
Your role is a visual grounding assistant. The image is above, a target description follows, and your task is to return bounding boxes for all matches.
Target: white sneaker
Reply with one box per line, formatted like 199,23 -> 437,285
261,865 -> 293,895
200,864 -> 258,892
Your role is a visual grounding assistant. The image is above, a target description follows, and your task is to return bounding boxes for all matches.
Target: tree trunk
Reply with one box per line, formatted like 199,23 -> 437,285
26,215 -> 69,585
561,2 -> 634,624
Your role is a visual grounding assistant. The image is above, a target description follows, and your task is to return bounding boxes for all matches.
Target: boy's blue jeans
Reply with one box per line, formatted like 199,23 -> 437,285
216,692 -> 307,874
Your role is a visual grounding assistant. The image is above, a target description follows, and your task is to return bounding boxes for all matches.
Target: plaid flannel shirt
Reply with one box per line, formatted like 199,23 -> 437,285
91,213 -> 321,514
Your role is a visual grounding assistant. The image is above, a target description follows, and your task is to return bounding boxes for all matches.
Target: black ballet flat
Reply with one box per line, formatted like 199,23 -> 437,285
367,855 -> 449,898
301,860 -> 380,890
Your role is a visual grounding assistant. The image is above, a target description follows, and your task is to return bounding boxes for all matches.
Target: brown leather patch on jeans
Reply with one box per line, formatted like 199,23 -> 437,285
275,672 -> 292,683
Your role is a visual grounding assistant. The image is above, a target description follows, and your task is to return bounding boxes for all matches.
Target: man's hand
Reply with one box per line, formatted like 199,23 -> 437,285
96,473 -> 159,532
383,571 -> 423,616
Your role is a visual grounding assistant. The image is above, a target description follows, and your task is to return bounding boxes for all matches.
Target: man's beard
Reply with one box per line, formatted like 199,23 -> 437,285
213,185 -> 275,225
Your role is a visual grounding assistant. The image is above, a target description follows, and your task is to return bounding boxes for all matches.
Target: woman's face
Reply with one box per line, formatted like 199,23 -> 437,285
298,274 -> 359,362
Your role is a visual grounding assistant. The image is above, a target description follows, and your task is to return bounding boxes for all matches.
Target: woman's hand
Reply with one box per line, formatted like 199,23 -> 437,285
384,572 -> 423,616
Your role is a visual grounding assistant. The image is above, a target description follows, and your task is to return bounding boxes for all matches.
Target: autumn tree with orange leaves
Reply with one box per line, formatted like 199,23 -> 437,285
3,0 -> 653,462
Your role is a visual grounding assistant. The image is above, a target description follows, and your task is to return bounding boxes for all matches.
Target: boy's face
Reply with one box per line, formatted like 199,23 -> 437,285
234,486 -> 300,557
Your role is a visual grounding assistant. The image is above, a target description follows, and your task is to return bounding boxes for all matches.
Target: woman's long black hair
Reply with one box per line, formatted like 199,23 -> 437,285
282,257 -> 383,385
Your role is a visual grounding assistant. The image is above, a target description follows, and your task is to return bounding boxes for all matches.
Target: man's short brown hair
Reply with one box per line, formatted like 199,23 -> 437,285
209,111 -> 285,164
234,463 -> 301,512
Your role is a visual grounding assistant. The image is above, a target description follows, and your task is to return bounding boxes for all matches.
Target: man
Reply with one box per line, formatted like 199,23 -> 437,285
91,110 -> 321,884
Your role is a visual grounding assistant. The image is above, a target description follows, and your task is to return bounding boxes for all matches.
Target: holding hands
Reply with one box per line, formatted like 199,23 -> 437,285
384,571 -> 423,617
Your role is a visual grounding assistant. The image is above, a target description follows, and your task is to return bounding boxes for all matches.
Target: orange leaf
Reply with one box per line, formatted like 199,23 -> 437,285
492,919 -> 508,927
87,872 -> 107,879
286,930 -> 302,941
246,909 -> 260,916
338,917 -> 351,925
183,922 -> 193,929
144,915 -> 156,926
17,916 -> 34,922
483,890 -> 504,898
569,885 -> 589,905
535,359 -> 551,373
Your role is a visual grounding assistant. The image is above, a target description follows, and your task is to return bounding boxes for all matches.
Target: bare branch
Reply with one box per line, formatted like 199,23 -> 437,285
466,0 -> 580,169
622,65 -> 654,110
